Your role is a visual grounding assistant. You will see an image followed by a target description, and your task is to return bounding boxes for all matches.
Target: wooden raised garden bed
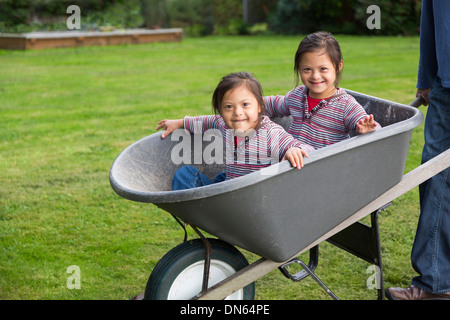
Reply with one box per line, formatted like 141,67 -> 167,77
0,28 -> 183,50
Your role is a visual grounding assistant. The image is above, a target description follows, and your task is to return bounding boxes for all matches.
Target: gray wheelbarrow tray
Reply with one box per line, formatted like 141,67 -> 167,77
109,90 -> 424,263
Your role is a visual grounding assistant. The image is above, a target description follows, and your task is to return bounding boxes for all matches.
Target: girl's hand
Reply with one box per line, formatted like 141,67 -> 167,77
356,114 -> 377,134
156,119 -> 184,138
283,147 -> 309,169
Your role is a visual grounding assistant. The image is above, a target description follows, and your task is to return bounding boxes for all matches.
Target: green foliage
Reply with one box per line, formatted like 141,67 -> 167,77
163,0 -> 214,36
0,0 -> 422,36
0,0 -> 246,36
268,0 -> 362,35
0,0 -> 143,32
85,0 -> 143,29
140,0 -> 169,28
269,0 -> 421,35
355,0 -> 422,35
165,0 -> 246,37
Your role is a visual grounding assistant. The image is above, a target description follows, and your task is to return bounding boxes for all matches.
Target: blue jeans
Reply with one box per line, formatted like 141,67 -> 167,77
172,166 -> 226,190
411,77 -> 450,294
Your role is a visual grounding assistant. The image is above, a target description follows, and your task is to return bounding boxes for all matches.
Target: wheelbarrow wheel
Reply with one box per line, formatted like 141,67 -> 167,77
144,238 -> 255,300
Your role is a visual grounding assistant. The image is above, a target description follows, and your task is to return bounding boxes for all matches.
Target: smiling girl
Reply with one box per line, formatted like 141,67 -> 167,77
264,31 -> 380,150
157,72 -> 314,190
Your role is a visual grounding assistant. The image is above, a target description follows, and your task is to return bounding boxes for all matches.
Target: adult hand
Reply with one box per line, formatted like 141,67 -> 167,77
416,88 -> 431,106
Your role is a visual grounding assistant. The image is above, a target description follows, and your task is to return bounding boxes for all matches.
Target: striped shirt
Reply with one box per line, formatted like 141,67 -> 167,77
184,115 -> 314,180
264,86 -> 377,149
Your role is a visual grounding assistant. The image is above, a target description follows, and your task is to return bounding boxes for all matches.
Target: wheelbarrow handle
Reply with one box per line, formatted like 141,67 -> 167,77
409,96 -> 425,108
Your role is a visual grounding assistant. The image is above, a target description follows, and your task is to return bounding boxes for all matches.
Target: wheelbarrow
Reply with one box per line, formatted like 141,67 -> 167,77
109,90 -> 449,300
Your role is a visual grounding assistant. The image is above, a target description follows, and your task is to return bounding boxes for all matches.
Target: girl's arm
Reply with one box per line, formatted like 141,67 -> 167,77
264,93 -> 292,118
157,115 -> 222,138
183,115 -> 222,134
344,97 -> 381,135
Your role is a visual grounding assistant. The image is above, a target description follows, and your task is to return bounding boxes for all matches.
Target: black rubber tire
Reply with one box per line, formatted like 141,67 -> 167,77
144,238 -> 255,300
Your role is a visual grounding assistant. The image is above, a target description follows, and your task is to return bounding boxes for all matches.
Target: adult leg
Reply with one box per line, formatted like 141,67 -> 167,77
411,78 -> 450,294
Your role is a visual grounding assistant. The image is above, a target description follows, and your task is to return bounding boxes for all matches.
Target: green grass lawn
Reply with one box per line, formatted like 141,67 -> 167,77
0,35 -> 425,300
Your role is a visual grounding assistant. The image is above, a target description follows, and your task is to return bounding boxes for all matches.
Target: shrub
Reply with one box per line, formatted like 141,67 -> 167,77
268,0 -> 421,36
355,0 -> 421,35
268,0 -> 362,35
0,0 -> 143,32
166,0 -> 244,37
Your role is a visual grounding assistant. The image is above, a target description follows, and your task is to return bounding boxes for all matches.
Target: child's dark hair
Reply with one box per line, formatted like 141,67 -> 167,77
212,72 -> 265,118
294,31 -> 343,87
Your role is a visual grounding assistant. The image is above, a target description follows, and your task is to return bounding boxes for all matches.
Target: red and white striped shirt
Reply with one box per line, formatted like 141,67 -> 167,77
264,86 -> 377,149
184,115 -> 314,180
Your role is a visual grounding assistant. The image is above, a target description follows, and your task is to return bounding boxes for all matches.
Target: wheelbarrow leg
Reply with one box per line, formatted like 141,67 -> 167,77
278,246 -> 318,282
296,259 -> 339,300
370,207 -> 385,300
327,204 -> 390,300
279,251 -> 339,300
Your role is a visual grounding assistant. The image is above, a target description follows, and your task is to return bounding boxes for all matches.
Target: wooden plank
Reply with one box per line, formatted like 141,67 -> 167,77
0,29 -> 183,50
198,148 -> 450,300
